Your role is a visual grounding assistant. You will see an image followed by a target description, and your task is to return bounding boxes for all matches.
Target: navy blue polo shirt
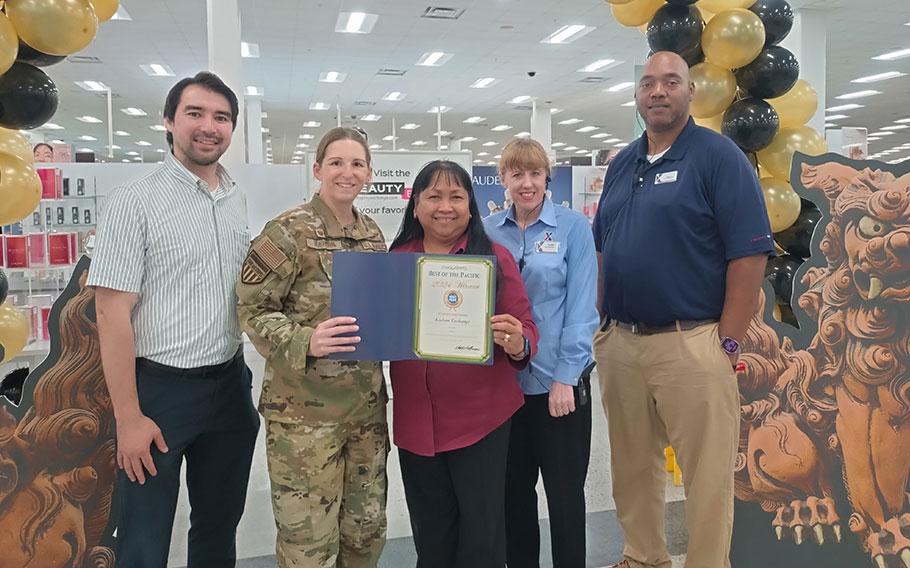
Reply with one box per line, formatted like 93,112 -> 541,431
592,117 -> 774,326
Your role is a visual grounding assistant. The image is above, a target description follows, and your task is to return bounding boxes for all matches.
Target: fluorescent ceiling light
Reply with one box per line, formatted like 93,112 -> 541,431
881,124 -> 909,130
550,108 -> 563,114
319,71 -> 347,83
296,143 -> 309,148
551,142 -> 566,147
558,118 -> 582,125
125,151 -> 139,156
836,90 -> 881,100
76,115 -> 102,123
460,136 -> 477,142
477,152 -> 490,157
576,126 -> 598,133
894,118 -> 910,123
463,116 -> 485,124
382,91 -> 406,101
77,147 -> 94,152
509,95 -> 531,104
427,106 -> 450,113
575,150 -> 589,154
564,146 -> 578,151
852,71 -> 905,83
872,48 -> 910,61
541,24 -> 595,45
401,123 -> 420,130
615,142 -> 629,148
825,114 -> 849,120
309,102 -> 331,110
578,59 -> 617,73
75,80 -> 108,92
140,63 -> 175,77
78,135 -> 97,141
336,12 -> 378,34
870,131 -> 895,136
604,138 -> 621,143
149,125 -> 166,131
240,42 -> 260,58
434,130 -> 451,136
514,132 -> 530,138
114,130 -> 130,136
302,121 -> 321,127
121,107 -> 147,116
470,77 -> 498,89
361,114 -> 382,121
136,140 -> 152,146
825,103 -> 863,112
591,133 -> 609,138
416,51 -> 452,66
299,134 -> 314,139
245,86 -> 264,96
369,144 -> 382,149
473,159 -> 482,163
382,135 -> 397,141
606,81 -> 635,92
491,125 -> 512,131
39,123 -> 64,130
412,140 -> 427,146
621,100 -> 636,107
105,144 -> 120,150
261,112 -> 268,118
482,141 -> 498,147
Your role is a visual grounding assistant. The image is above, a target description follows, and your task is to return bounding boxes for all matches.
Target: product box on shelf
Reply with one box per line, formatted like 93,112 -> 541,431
37,168 -> 63,200
27,234 -> 47,266
5,235 -> 28,268
48,233 -> 76,265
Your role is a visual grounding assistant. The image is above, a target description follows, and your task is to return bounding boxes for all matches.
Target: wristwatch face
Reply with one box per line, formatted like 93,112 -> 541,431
720,337 -> 740,354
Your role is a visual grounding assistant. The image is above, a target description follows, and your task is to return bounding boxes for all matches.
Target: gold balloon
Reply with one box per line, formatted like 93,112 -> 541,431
698,0 -> 756,12
605,0 -> 636,4
699,7 -> 716,22
690,62 -> 737,118
89,0 -> 118,21
0,128 -> 35,164
0,13 -> 18,75
0,152 -> 42,226
767,80 -> 818,128
6,0 -> 99,57
611,0 -> 665,27
760,177 -> 802,232
695,112 -> 724,133
0,303 -> 30,363
702,8 -> 766,70
772,302 -> 782,322
758,127 -> 828,181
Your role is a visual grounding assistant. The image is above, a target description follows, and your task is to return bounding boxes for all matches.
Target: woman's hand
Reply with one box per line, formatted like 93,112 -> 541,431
491,314 -> 525,358
308,316 -> 360,357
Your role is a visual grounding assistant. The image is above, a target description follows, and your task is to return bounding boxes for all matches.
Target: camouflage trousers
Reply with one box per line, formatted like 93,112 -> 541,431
265,412 -> 389,568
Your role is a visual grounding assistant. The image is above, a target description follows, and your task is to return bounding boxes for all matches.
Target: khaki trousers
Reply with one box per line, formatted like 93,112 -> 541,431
594,321 -> 739,568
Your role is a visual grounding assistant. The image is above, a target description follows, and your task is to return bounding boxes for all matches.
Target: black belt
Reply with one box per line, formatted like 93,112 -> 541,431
136,348 -> 243,379
611,319 -> 717,336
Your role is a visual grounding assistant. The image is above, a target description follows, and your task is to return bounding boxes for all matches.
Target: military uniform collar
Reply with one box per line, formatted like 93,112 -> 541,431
310,193 -> 378,240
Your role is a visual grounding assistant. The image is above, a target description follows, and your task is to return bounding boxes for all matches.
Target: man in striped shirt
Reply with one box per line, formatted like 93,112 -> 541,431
88,72 -> 259,567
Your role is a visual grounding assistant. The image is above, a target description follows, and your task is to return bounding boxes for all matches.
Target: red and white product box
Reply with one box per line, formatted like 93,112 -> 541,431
27,233 -> 47,266
48,233 -> 74,265
5,235 -> 29,268
0,235 -> 5,267
69,232 -> 79,259
16,305 -> 39,342
41,306 -> 52,341
37,168 -> 63,199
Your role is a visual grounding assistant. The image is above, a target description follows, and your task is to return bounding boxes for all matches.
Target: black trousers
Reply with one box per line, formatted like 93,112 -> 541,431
399,419 -> 512,568
114,351 -> 260,568
505,381 -> 592,568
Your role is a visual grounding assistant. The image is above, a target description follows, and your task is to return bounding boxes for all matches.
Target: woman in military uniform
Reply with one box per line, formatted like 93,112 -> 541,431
237,127 -> 388,568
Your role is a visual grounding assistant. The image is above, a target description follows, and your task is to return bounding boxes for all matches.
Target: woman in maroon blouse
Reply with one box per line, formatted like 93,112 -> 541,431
389,160 -> 539,568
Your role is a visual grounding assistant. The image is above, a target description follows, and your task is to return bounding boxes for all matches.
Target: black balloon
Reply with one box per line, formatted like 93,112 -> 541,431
0,269 -> 7,304
765,254 -> 803,303
775,199 -> 821,258
735,45 -> 800,99
722,98 -> 780,152
647,5 -> 704,67
16,41 -> 67,67
666,0 -> 698,4
749,0 -> 794,46
0,62 -> 59,130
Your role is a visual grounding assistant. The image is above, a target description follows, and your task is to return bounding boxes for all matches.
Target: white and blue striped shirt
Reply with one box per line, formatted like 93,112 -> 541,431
87,152 -> 250,368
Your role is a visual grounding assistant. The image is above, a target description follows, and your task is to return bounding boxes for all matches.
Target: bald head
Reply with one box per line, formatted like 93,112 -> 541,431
635,51 -> 695,134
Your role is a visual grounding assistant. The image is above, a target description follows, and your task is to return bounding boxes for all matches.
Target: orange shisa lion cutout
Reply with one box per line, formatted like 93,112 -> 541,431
736,155 -> 910,567
0,257 -> 116,567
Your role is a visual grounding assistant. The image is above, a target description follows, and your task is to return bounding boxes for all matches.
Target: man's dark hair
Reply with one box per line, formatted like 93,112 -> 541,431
162,71 -> 239,148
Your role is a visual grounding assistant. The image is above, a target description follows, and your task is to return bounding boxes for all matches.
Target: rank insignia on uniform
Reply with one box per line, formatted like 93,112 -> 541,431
241,250 -> 269,284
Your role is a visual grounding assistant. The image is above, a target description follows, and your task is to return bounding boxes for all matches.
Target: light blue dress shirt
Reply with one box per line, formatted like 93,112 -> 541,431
484,199 -> 599,395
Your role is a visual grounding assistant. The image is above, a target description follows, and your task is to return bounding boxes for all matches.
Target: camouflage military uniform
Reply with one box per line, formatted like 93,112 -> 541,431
236,194 -> 388,568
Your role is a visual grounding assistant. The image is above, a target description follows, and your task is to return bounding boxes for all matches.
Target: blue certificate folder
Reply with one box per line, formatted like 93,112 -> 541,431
329,251 -> 496,364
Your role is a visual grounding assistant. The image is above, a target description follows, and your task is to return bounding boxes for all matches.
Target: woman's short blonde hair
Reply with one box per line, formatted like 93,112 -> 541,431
499,138 -> 551,176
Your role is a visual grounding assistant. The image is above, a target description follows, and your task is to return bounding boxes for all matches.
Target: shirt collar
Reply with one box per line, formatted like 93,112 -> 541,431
633,116 -> 696,163
164,151 -> 236,194
310,193 -> 381,240
500,197 -> 557,228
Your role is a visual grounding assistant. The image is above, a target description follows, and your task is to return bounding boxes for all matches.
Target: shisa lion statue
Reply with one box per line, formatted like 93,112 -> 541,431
0,258 -> 116,567
735,156 -> 910,568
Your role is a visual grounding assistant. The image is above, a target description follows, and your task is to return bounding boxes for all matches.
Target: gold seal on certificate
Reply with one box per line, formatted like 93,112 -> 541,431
414,255 -> 495,363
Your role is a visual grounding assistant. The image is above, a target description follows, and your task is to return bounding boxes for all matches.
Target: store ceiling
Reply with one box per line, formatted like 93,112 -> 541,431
29,0 -> 910,165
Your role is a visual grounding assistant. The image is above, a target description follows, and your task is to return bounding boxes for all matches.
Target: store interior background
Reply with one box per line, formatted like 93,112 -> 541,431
3,0 -> 910,566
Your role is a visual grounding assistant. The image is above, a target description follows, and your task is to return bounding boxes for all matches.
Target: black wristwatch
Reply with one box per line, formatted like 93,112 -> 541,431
509,336 -> 530,360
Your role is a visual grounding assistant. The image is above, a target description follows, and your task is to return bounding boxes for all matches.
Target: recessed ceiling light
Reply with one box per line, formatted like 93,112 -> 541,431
606,81 -> 635,93
881,124 -> 909,130
336,11 -> 379,34
514,132 -> 530,138
38,123 -> 64,130
578,59 -> 617,73
872,48 -> 910,61
470,77 -> 498,89
541,24 -> 595,45
477,152 -> 490,157
125,151 -> 139,156
491,125 -> 512,132
621,100 -> 636,107
463,116 -> 485,124
591,133 -> 610,138
564,146 -> 578,151
416,51 -> 453,67
310,102 -> 331,110
382,91 -> 406,101
551,142 -> 566,147
412,140 -> 427,146
319,71 -> 347,83
74,80 -> 108,92
826,103 -> 864,112
361,114 -> 382,121
482,141 -> 498,147
299,134 -> 314,139
836,90 -> 881,100
401,123 -> 420,130
76,115 -> 102,123
508,95 -> 531,104
369,144 -> 382,149
78,135 -> 97,141
121,107 -> 148,117
852,71 -> 906,83
121,159 -> 130,163
473,159 -> 483,163
302,121 -> 321,127
382,135 -> 397,141
550,108 -> 563,115
296,143 -> 309,148
460,136 -> 477,142
240,42 -> 259,58
825,114 -> 849,120
136,140 -> 152,146
140,63 -> 175,77
558,118 -> 582,125
114,130 -> 129,136
576,126 -> 598,133
427,106 -> 450,114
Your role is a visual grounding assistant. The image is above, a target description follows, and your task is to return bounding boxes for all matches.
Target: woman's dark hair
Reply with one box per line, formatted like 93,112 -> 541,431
391,160 -> 493,255
162,71 -> 239,148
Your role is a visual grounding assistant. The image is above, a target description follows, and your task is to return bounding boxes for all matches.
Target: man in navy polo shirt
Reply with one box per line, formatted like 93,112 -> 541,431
592,52 -> 774,568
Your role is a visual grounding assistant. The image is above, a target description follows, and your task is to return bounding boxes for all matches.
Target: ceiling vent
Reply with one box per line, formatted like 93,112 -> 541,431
513,104 -> 533,111
421,6 -> 465,19
579,76 -> 607,83
67,55 -> 103,64
353,100 -> 376,106
377,68 -> 407,76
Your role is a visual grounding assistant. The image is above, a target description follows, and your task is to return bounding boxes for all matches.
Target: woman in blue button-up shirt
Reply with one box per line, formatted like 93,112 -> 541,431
483,138 -> 599,568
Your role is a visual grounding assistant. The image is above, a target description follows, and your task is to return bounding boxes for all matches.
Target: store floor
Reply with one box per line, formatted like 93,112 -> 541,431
167,347 -> 689,567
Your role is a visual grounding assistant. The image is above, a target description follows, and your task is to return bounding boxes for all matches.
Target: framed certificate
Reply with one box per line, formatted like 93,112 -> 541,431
413,256 -> 494,364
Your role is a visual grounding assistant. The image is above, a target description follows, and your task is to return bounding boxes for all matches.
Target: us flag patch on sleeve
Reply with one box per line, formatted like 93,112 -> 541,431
240,237 -> 287,284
